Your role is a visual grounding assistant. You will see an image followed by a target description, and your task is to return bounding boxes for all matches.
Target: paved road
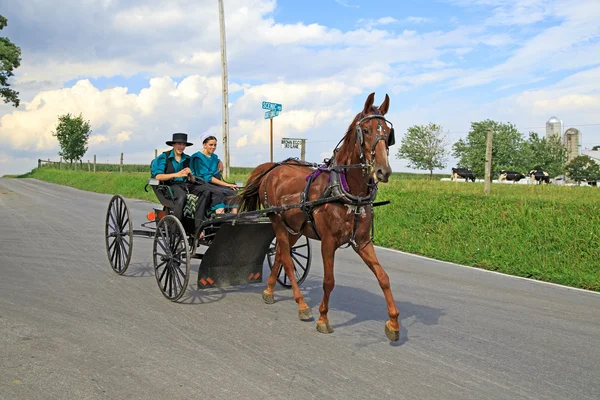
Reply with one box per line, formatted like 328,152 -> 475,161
1,178 -> 599,400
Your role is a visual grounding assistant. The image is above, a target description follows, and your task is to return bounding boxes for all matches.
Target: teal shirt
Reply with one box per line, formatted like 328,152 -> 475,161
190,152 -> 220,183
151,150 -> 190,182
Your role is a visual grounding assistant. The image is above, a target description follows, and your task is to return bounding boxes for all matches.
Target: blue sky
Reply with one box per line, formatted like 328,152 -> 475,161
1,0 -> 599,176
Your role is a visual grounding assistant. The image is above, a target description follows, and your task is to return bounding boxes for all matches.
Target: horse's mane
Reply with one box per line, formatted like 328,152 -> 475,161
334,106 -> 381,164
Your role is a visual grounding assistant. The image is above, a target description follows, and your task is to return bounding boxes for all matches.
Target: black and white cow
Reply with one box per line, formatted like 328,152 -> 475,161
451,167 -> 476,182
499,170 -> 526,183
529,169 -> 550,184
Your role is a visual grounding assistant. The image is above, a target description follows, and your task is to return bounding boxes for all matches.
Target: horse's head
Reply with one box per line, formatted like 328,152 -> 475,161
354,93 -> 394,183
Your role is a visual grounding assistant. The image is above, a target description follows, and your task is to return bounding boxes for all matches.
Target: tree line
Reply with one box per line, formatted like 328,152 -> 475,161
397,121 -> 600,184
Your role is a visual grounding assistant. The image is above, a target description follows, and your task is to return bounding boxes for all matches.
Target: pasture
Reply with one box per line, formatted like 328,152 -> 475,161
18,168 -> 600,291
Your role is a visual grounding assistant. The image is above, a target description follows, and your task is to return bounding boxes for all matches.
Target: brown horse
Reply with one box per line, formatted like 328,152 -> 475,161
238,92 -> 400,341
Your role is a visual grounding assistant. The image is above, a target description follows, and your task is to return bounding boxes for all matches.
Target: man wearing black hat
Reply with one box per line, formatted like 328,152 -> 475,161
151,133 -> 209,232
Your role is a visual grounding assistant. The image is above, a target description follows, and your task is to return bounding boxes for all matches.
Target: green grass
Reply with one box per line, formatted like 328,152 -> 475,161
16,168 -> 600,291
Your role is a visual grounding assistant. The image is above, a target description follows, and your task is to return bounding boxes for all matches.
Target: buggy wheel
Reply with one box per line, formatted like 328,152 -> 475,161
153,215 -> 190,301
267,236 -> 311,288
105,194 -> 133,275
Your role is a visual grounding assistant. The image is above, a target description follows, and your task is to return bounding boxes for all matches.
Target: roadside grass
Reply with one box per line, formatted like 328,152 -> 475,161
17,168 -> 600,291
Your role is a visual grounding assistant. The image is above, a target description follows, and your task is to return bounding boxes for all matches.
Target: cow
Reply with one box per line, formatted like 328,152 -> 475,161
451,167 -> 476,182
499,170 -> 525,183
529,169 -> 550,184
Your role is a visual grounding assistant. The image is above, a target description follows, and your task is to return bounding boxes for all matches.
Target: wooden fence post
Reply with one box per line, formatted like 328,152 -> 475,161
93,155 -> 96,173
484,127 -> 493,195
38,159 -> 41,168
88,160 -> 91,171
120,153 -> 123,173
59,157 -> 62,170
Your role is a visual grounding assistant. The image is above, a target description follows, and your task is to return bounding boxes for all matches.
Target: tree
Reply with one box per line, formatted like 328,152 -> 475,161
0,15 -> 22,107
565,155 -> 600,184
396,123 -> 449,178
592,145 -> 600,151
452,120 -> 524,179
521,132 -> 567,177
52,113 -> 92,164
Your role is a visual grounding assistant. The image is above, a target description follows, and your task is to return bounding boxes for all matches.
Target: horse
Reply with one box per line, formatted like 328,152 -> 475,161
238,93 -> 400,341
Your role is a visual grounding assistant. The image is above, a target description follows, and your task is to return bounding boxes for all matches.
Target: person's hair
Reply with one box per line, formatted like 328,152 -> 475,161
203,136 -> 217,144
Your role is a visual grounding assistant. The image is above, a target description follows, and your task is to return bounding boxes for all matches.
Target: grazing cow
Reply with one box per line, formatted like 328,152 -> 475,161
451,167 -> 476,182
529,169 -> 550,184
499,170 -> 525,183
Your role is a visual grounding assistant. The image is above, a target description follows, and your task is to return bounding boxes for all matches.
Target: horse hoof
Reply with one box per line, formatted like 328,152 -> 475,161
316,322 -> 334,334
298,307 -> 313,321
385,321 -> 400,342
262,291 -> 275,304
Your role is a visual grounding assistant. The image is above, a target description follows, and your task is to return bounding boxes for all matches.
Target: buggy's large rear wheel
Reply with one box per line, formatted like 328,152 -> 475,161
105,194 -> 133,275
153,215 -> 190,301
267,236 -> 311,288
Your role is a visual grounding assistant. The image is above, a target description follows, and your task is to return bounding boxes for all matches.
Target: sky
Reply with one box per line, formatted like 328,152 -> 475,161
1,0 -> 599,176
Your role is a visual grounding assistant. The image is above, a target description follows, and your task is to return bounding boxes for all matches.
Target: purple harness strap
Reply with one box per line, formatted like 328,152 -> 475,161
306,165 -> 350,192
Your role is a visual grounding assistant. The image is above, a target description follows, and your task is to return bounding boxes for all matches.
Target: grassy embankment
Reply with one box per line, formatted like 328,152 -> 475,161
18,167 -> 600,291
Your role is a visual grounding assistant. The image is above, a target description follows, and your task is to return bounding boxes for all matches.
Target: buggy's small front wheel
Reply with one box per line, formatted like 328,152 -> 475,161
105,194 -> 133,275
267,235 -> 312,288
153,215 -> 190,301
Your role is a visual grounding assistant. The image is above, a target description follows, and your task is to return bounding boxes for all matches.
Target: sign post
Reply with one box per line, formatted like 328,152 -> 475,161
262,101 -> 283,162
281,138 -> 307,161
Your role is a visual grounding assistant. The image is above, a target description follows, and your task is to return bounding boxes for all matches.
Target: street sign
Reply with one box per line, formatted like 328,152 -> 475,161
281,138 -> 303,149
264,110 -> 280,119
262,101 -> 283,112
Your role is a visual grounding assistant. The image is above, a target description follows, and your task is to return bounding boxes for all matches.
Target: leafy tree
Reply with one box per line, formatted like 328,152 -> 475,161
396,123 -> 449,178
521,132 -> 567,177
0,15 -> 22,107
52,113 -> 92,164
592,145 -> 600,151
565,155 -> 600,184
452,120 -> 524,179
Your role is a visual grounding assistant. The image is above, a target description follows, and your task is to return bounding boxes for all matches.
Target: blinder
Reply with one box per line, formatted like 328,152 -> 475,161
355,115 -> 395,147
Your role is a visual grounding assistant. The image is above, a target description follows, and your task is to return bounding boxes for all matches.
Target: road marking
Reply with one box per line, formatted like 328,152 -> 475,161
375,245 -> 600,296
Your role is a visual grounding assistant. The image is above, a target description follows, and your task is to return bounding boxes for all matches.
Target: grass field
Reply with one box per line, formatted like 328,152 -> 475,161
16,168 -> 600,291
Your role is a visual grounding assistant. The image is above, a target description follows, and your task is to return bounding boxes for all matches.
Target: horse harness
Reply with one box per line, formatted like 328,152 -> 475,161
261,114 -> 394,249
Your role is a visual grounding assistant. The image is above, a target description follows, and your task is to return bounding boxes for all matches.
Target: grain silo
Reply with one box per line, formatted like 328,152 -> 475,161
564,127 -> 581,163
546,116 -> 563,138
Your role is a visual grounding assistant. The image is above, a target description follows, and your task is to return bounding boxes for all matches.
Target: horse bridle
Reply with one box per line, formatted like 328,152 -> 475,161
355,114 -> 395,170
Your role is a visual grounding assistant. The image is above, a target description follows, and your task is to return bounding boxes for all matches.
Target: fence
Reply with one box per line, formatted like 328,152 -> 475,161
38,153 -> 147,173
37,152 -> 254,176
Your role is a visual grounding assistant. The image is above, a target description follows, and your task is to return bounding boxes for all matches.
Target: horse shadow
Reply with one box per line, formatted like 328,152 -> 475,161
272,277 -> 445,346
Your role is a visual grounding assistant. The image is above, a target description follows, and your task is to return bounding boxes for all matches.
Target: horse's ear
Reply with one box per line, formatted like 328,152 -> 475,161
363,92 -> 375,114
379,94 -> 390,115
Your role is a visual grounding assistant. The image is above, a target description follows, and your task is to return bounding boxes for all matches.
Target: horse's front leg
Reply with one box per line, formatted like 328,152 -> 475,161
355,242 -> 400,341
316,237 -> 336,334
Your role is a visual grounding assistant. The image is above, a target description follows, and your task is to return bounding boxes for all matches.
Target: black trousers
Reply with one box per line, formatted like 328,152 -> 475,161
168,183 -> 211,232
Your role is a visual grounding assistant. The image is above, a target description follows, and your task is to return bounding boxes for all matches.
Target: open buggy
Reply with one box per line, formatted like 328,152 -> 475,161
104,178 -> 312,301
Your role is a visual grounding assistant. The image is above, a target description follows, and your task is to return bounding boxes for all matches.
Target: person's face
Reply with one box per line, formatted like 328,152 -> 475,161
203,139 -> 217,155
173,142 -> 186,155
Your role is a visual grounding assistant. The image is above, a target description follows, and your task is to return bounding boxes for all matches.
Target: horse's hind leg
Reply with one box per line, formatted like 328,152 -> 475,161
356,242 -> 400,341
271,227 -> 312,320
262,234 -> 300,305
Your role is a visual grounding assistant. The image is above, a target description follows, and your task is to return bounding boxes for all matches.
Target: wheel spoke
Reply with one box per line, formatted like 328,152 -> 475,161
290,251 -> 309,260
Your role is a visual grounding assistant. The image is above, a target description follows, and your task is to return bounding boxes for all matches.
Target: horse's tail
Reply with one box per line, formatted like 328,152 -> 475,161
237,162 -> 279,212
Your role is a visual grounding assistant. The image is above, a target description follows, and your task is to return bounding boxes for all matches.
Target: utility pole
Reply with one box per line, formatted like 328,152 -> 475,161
300,139 -> 306,161
218,0 -> 230,179
484,127 -> 493,195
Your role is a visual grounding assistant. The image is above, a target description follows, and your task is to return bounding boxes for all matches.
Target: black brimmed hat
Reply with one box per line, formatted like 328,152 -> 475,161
166,133 -> 193,146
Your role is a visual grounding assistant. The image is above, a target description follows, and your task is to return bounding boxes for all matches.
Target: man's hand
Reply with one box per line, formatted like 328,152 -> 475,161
218,160 -> 224,173
178,167 -> 191,177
